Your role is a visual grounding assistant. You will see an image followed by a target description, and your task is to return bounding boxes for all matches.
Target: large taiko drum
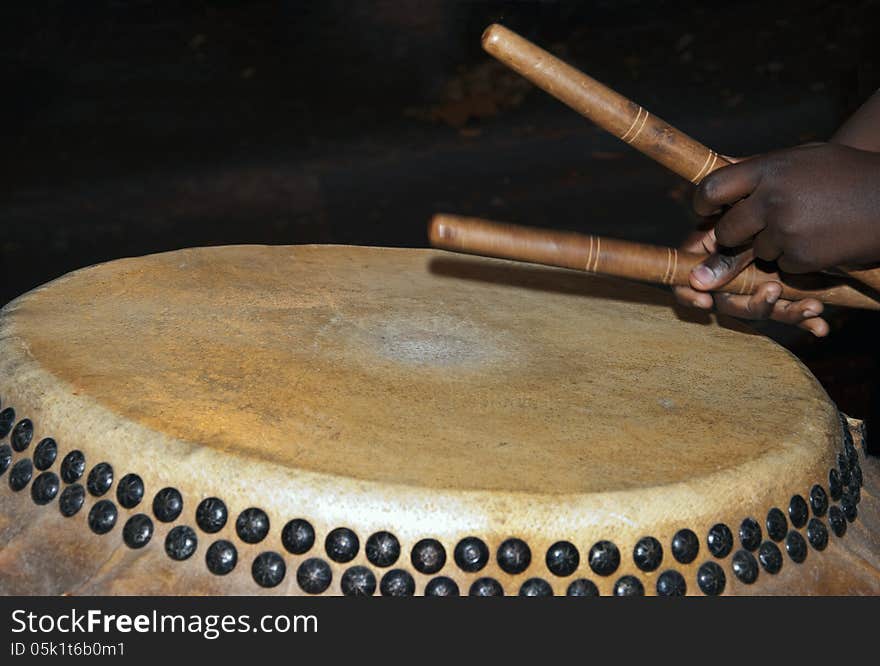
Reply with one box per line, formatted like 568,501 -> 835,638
0,245 -> 877,596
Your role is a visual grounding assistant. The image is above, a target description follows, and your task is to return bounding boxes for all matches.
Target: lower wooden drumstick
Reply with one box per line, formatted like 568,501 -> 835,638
428,214 -> 880,311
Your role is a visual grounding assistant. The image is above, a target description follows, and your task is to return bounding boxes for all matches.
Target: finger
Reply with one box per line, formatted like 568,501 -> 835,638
693,159 -> 763,216
798,316 -> 830,337
713,197 -> 766,248
770,297 -> 824,326
742,281 -> 782,318
673,285 -> 714,310
689,247 -> 755,290
712,281 -> 781,320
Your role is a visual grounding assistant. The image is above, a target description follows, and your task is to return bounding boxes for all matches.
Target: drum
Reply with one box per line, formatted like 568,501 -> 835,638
0,245 -> 877,596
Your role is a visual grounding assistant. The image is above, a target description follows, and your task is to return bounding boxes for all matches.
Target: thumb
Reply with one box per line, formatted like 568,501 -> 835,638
689,247 -> 755,290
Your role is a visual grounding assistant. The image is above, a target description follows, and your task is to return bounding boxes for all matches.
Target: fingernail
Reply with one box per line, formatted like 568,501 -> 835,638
691,265 -> 714,287
765,287 -> 781,304
803,309 -> 818,318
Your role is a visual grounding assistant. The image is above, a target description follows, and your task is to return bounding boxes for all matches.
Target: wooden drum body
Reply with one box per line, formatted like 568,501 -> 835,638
0,245 -> 877,595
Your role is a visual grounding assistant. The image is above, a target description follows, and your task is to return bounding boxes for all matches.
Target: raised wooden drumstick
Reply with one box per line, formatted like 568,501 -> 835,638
482,23 -> 725,183
429,214 -> 880,311
481,23 -> 880,293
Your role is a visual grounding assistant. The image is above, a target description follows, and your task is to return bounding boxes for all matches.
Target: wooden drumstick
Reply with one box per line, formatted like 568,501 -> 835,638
428,214 -> 880,311
482,23 -> 725,183
481,23 -> 880,293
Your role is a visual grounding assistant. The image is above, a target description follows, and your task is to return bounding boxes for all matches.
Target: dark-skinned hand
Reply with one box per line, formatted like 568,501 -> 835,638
673,226 -> 829,337
674,143 -> 880,336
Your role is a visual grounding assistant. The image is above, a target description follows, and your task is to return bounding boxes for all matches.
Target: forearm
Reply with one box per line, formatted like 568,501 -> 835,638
831,90 -> 880,151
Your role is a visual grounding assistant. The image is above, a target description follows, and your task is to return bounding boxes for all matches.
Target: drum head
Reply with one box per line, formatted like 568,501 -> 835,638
0,246 -> 875,595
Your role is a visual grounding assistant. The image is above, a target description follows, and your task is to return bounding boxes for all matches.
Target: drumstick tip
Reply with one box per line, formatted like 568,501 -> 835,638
428,214 -> 454,247
481,23 -> 506,52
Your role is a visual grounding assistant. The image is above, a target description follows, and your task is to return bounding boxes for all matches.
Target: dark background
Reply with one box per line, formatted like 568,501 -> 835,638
1,0 -> 879,442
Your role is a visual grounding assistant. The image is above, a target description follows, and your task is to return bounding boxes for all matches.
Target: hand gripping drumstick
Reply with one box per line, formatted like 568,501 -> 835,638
481,24 -> 880,293
429,214 -> 880,311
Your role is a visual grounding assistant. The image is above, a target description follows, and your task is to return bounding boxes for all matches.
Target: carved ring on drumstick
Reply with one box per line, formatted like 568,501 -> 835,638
480,23 -> 880,294
429,214 -> 880,311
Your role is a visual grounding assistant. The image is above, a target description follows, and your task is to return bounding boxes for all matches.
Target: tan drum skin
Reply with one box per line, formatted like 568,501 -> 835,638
0,245 -> 876,596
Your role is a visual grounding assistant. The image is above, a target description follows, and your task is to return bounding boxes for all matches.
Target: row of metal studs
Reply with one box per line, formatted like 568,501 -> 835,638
0,399 -> 865,595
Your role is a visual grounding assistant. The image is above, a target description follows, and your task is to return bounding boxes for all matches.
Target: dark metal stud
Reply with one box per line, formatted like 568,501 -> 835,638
324,527 -> 359,563
545,541 -> 579,577
33,438 -> 57,470
672,528 -> 700,563
30,471 -> 59,505
656,570 -> 687,596
788,495 -> 809,528
738,518 -> 762,551
566,579 -> 600,596
519,578 -> 553,597
847,483 -> 861,505
829,469 -> 842,501
841,493 -> 858,522
810,484 -> 828,517
841,412 -> 854,446
86,462 -> 113,497
206,540 -> 238,576
252,551 -> 286,588
838,453 -> 852,487
281,518 -> 315,555
411,538 -> 446,574
497,537 -> 531,574
116,473 -> 144,509
88,499 -> 118,535
0,407 -> 15,438
9,458 -> 33,491
425,577 -> 459,596
613,575 -> 645,596
588,540 -> 620,576
765,508 -> 787,542
341,566 -> 377,596
633,536 -> 663,572
0,444 -> 10,477
454,537 -> 489,573
122,514 -> 154,549
195,497 -> 228,534
235,507 -> 270,544
165,526 -> 198,561
59,484 -> 85,517
807,518 -> 828,551
365,531 -> 400,568
296,558 -> 332,594
785,530 -> 807,564
828,506 -> 847,537
153,487 -> 183,523
696,561 -> 726,596
731,550 -> 758,584
758,541 -> 783,574
10,418 -> 33,452
380,569 -> 415,597
844,437 -> 858,467
469,578 -> 503,596
60,450 -> 85,484
851,463 -> 863,488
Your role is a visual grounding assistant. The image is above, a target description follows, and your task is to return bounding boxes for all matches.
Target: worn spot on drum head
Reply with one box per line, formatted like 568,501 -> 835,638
372,315 -> 506,367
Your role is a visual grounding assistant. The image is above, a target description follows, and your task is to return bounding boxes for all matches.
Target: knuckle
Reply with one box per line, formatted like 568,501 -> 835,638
700,178 -> 718,202
697,173 -> 723,206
